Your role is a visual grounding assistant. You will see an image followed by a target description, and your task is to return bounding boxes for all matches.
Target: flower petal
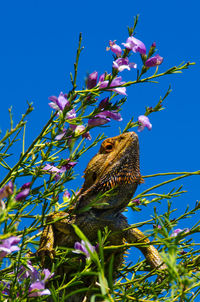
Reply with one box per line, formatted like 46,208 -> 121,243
87,71 -> 98,89
145,54 -> 163,67
138,115 -> 152,132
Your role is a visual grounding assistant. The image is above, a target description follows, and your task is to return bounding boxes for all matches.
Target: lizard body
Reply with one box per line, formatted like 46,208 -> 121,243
38,132 -> 165,300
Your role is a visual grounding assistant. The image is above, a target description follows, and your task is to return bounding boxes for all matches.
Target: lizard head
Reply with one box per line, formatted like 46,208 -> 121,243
76,132 -> 142,212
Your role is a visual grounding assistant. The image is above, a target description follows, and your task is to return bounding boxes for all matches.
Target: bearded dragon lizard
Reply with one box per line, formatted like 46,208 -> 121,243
37,132 -> 165,299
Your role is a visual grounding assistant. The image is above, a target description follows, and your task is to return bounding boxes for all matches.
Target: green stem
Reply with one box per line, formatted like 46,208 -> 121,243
0,112 -> 57,188
134,171 -> 200,199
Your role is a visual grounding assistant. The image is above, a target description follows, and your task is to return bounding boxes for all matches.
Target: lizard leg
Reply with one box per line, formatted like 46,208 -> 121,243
95,214 -> 165,270
124,227 -> 166,270
37,222 -> 55,266
37,213 -> 69,265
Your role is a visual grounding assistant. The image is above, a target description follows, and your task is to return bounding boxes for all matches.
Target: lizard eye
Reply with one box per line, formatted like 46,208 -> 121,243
104,142 -> 113,152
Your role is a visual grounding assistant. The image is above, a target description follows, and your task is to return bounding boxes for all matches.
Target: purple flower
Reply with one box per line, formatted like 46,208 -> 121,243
2,260 -> 53,297
107,40 -> 122,57
138,115 -> 152,132
43,160 -> 77,180
23,265 -> 52,297
87,71 -> 98,89
0,181 -> 13,200
63,190 -> 70,203
88,96 -> 122,128
132,199 -> 141,205
153,224 -> 162,230
0,236 -> 21,258
18,262 -> 53,297
180,250 -> 187,255
122,36 -> 146,54
55,128 -> 67,140
1,281 -> 10,295
56,108 -> 91,141
99,73 -> 106,82
98,110 -> 122,121
43,164 -> 66,181
74,125 -> 86,136
42,268 -> 54,282
15,188 -> 30,201
69,124 -> 91,140
28,282 -> 51,297
98,97 -> 110,110
113,58 -> 137,72
63,159 -> 77,170
48,92 -> 69,111
15,182 -> 31,201
88,110 -> 122,127
43,164 -> 64,174
99,76 -> 127,95
171,228 -> 190,237
18,260 -> 39,281
145,54 -> 163,67
18,262 -> 53,283
28,268 -> 53,297
74,240 -> 96,259
82,131 -> 92,140
66,108 -> 76,120
88,116 -> 110,127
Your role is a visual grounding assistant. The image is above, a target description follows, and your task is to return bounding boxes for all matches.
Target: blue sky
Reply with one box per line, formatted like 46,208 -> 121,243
0,1 -> 199,249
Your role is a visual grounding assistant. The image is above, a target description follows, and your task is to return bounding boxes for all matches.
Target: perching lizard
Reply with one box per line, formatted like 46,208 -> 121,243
37,132 -> 165,299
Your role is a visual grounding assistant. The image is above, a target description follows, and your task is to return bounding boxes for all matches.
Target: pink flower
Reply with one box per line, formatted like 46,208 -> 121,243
171,228 -> 190,237
87,71 -> 98,89
132,199 -> 141,205
113,58 -> 137,72
63,190 -> 70,202
88,96 -> 122,127
138,115 -> 152,132
74,125 -> 86,136
43,164 -> 67,180
74,125 -> 92,140
98,97 -> 109,110
2,261 -> 53,297
99,75 -> 127,95
63,159 -> 77,170
43,160 -> 77,179
107,40 -> 122,57
0,181 -> 13,200
88,115 -> 110,127
88,110 -> 122,127
0,236 -> 21,258
48,92 -> 69,111
43,164 -> 64,174
66,108 -> 76,120
28,268 -> 53,297
55,128 -> 67,140
28,282 -> 51,297
82,131 -> 92,140
122,36 -> 146,54
15,182 -> 31,201
98,110 -> 122,121
145,54 -> 163,67
74,240 -> 97,259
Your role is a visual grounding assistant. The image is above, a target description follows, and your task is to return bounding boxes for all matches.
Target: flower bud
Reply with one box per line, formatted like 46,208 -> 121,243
87,71 -> 98,89
145,54 -> 163,67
